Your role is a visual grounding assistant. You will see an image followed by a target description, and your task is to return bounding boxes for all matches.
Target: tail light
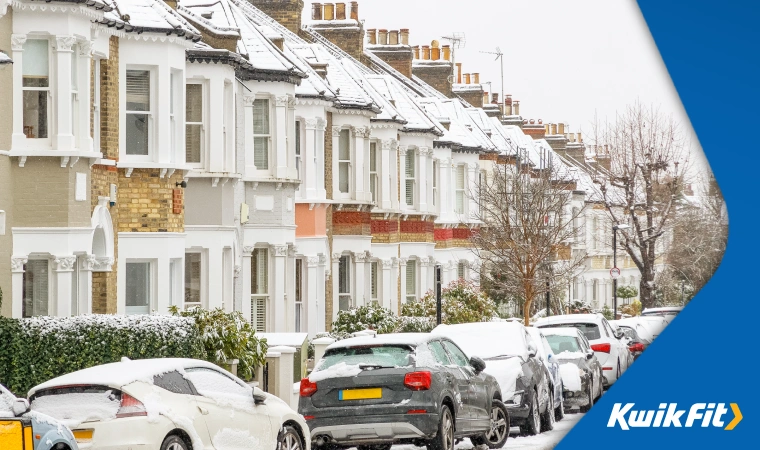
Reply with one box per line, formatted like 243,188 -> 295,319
591,343 -> 611,353
404,371 -> 432,391
629,343 -> 645,352
116,393 -> 147,418
300,378 -> 318,397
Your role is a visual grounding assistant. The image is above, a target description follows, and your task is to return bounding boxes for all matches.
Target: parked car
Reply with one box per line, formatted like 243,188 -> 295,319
1,383 -> 79,450
299,333 -> 509,450
610,320 -> 652,361
525,327 -> 565,422
539,328 -> 603,413
27,358 -> 309,450
534,313 -> 632,388
431,322 -> 552,436
641,306 -> 683,319
623,315 -> 669,341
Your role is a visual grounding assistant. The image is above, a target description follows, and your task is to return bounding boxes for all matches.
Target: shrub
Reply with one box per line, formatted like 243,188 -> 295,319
601,303 -> 614,320
619,300 -> 643,317
401,279 -> 497,325
170,306 -> 267,380
0,314 -> 205,396
332,305 -> 398,334
395,316 -> 436,333
567,299 -> 593,314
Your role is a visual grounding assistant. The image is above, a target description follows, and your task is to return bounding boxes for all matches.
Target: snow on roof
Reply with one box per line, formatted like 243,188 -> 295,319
102,0 -> 201,41
452,83 -> 484,93
417,97 -> 495,152
327,333 -> 433,350
0,51 -> 11,64
487,117 -> 518,156
28,358 -> 222,396
366,75 -> 448,135
178,0 -> 241,38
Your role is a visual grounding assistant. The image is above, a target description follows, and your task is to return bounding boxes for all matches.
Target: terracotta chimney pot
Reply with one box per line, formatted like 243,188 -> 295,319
422,45 -> 430,60
442,45 -> 451,61
412,45 -> 420,59
378,29 -> 388,45
312,3 -> 323,20
514,100 -> 520,115
558,123 -> 565,134
472,73 -> 479,84
492,93 -> 499,103
350,1 -> 359,20
530,119 -> 535,124
388,30 -> 399,45
366,28 -> 377,45
400,29 -> 409,45
551,123 -> 557,135
578,132 -> 583,143
538,119 -> 543,124
323,3 -> 334,20
335,3 -> 346,20
456,62 -> 462,83
464,73 -> 471,84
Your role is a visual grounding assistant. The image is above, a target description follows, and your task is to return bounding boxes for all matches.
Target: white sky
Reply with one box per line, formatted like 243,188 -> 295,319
303,0 -> 709,176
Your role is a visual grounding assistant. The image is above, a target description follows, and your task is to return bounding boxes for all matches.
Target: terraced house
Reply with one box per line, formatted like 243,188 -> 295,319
1,0 -> 636,335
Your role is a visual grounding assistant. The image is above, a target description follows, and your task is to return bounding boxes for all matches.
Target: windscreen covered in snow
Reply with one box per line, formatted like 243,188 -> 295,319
313,345 -> 414,377
30,387 -> 120,429
544,334 -> 582,357
559,364 -> 582,392
432,322 -> 528,360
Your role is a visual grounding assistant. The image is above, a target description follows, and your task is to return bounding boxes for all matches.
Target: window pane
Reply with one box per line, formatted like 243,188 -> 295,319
185,368 -> 250,398
339,129 -> 350,161
339,162 -> 349,193
455,191 -> 464,213
126,70 -> 150,111
370,173 -> 377,202
185,253 -> 201,305
369,143 -> 377,171
126,113 -> 149,155
442,341 -> 469,366
254,137 -> 268,169
458,262 -> 465,280
406,263 -> 416,296
186,84 -> 203,123
22,39 -> 49,87
456,165 -> 465,188
23,91 -> 48,139
126,262 -> 150,313
370,261 -> 378,298
405,180 -> 414,205
252,249 -> 268,294
186,124 -> 201,163
22,260 -> 49,318
339,255 -> 350,294
405,150 -> 415,177
253,99 -> 269,134
295,121 -> 301,156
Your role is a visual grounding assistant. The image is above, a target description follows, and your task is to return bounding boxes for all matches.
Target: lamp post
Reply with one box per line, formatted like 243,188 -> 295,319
612,224 -> 630,319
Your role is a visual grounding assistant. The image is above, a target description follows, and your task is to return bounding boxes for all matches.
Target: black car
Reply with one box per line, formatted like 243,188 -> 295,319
540,327 -> 603,413
299,333 -> 509,450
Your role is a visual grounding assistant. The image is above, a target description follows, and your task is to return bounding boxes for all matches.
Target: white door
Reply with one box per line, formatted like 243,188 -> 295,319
184,367 -> 275,450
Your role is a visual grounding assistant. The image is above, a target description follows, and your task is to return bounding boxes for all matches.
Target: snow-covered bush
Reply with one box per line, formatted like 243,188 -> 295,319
395,316 -> 436,333
0,314 -> 205,396
401,279 -> 497,325
567,299 -> 593,314
170,306 -> 267,380
619,300 -> 642,317
332,305 -> 398,334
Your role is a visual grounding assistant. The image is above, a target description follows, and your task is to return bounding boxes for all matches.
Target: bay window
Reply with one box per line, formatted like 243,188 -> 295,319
251,248 -> 268,332
338,254 -> 351,310
338,129 -> 350,194
22,259 -> 49,317
455,165 -> 465,214
185,83 -> 203,165
253,99 -> 270,170
405,150 -> 415,207
125,69 -> 151,156
22,39 -> 50,139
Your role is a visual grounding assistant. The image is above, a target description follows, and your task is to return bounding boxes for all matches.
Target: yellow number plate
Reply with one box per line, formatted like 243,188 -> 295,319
339,388 -> 382,400
0,420 -> 24,450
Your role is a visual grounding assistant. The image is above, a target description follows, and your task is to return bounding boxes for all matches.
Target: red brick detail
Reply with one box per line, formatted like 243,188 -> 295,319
434,228 -> 454,241
371,219 -> 398,234
172,188 -> 183,214
452,228 -> 473,239
333,210 -> 371,225
400,220 -> 434,233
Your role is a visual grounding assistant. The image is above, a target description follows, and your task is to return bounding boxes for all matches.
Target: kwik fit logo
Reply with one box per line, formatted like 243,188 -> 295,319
607,403 -> 743,430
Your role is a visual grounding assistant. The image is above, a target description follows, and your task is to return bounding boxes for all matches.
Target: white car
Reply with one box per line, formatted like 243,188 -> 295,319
27,358 -> 310,450
534,314 -> 632,388
641,306 -> 683,319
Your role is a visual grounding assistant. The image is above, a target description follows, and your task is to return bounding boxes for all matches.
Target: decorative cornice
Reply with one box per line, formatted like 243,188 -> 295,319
54,36 -> 77,52
10,1 -> 107,21
381,259 -> 394,269
331,126 -> 343,137
332,253 -> 342,263
270,244 -> 288,257
53,255 -> 77,272
307,257 -> 321,267
78,40 -> 93,57
11,257 -> 28,273
398,145 -> 407,156
243,246 -> 255,255
275,95 -> 290,107
10,34 -> 26,51
304,118 -> 319,130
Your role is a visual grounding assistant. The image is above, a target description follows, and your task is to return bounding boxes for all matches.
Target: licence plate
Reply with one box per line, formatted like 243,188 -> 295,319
339,388 -> 382,400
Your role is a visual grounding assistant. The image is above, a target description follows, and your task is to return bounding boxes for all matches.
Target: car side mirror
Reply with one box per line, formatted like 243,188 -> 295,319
12,398 -> 30,416
614,329 -> 624,340
527,343 -> 537,358
586,350 -> 594,360
253,387 -> 267,404
469,356 -> 486,374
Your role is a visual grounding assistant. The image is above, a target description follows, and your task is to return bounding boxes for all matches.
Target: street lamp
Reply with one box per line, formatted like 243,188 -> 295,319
612,223 -> 630,319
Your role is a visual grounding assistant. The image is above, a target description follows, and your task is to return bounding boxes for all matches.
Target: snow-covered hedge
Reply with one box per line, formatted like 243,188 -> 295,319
402,280 -> 497,325
0,315 -> 205,396
332,305 -> 398,334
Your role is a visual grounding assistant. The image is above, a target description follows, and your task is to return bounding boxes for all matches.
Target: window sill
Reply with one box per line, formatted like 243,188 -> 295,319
116,161 -> 194,178
186,171 -> 242,187
7,149 -> 103,168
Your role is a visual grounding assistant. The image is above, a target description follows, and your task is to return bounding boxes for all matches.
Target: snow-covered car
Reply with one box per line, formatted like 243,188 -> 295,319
641,306 -> 683,319
539,328 -> 603,413
610,320 -> 652,361
27,358 -> 309,450
299,333 -> 508,450
535,314 -> 631,388
431,322 -> 553,436
525,327 -> 565,422
1,383 -> 79,450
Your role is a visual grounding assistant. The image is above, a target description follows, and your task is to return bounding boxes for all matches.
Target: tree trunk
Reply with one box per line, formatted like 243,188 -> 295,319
523,283 -> 534,326
639,275 -> 655,309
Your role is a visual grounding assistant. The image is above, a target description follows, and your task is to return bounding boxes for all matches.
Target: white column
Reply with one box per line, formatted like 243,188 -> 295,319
399,258 -> 408,306
223,248 -> 234,313
287,97 -> 297,179
52,256 -> 76,317
11,35 -> 27,148
243,98 -> 257,177
419,258 -> 431,296
381,259 -> 393,313
331,253 -> 340,322
271,244 -> 288,332
78,41 -> 94,152
274,96 -> 289,179
418,147 -> 429,212
209,76 -> 225,171
304,119 -> 318,198
399,146 -> 408,209
467,163 -> 478,221
10,257 -> 28,319
306,256 -> 320,337
317,254 -> 327,334
316,119 -> 327,198
208,248 -> 223,310
312,337 -> 335,363
156,255 -> 172,315
353,127 -> 367,202
354,251 -> 368,307
380,140 -> 394,209
55,36 -> 76,151
80,255 -> 96,315
285,245 -> 297,333
242,246 -> 254,320
270,346 -> 296,403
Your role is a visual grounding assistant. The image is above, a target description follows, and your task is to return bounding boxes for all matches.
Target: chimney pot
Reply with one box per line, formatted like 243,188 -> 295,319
388,30 -> 399,45
483,92 -> 489,105
551,123 -> 557,135
538,119 -> 543,124
545,124 -> 550,133
350,1 -> 359,20
492,93 -> 499,103
578,132 -> 583,143
558,123 -> 565,134
412,45 -> 420,59
523,119 -> 528,124
323,3 -> 335,20
456,62 -> 462,83
442,44 -> 451,61
472,73 -> 480,84
335,3 -> 346,20
431,46 -> 440,60
367,28 -> 377,45
514,100 -> 520,116
464,73 -> 471,84
378,29 -> 388,45
422,44 -> 430,60
312,3 -> 323,20
400,29 -> 409,45
530,119 -> 535,124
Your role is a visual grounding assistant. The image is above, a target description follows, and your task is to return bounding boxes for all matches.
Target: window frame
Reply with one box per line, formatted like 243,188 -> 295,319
252,98 -> 272,171
184,251 -> 204,310
22,258 -> 50,318
125,259 -> 155,315
184,80 -> 205,168
295,119 -> 302,180
337,128 -> 352,197
124,66 -> 155,160
338,254 -> 352,311
457,261 -> 466,280
369,141 -> 379,204
295,258 -> 303,332
251,247 -> 269,332
370,260 -> 379,304
21,38 -> 52,143
455,164 -> 466,214
405,259 -> 417,303
405,149 -> 416,208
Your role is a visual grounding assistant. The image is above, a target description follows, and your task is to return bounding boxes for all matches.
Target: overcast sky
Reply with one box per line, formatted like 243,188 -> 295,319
304,0 -> 709,175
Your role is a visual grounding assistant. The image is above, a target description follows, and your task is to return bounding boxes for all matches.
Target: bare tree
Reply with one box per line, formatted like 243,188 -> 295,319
471,158 -> 586,326
592,103 -> 690,309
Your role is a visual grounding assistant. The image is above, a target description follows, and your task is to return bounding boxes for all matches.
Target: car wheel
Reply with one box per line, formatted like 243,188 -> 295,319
471,399 -> 509,449
541,390 -> 555,432
554,389 -> 565,421
429,405 -> 455,450
278,426 -> 303,450
520,390 -> 540,436
161,435 -> 189,450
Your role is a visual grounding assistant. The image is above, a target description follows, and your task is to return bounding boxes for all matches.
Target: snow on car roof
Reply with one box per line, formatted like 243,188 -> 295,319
431,322 -> 527,360
28,358 -> 222,396
537,327 -> 583,337
327,333 -> 432,350
642,306 -> 683,313
534,314 -> 602,326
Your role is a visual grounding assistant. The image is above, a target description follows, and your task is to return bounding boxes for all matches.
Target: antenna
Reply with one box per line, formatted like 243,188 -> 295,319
442,32 -> 465,85
480,47 -> 504,111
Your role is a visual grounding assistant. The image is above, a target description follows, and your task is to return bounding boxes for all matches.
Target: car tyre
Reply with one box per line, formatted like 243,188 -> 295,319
554,390 -> 565,421
471,399 -> 509,449
541,390 -> 555,432
277,426 -> 304,450
161,435 -> 189,450
520,390 -> 540,436
429,405 -> 455,450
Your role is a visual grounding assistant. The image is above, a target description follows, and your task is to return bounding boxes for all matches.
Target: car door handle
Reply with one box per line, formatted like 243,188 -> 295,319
197,405 -> 209,415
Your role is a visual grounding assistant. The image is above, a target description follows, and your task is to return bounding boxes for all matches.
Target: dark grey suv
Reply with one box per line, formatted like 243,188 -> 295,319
299,333 -> 509,450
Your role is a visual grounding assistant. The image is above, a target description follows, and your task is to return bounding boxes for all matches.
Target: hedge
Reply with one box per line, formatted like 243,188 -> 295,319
0,314 -> 205,396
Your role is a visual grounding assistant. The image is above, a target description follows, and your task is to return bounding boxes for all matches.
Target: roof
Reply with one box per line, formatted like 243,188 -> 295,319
28,0 -> 113,11
326,333 -> 433,350
417,98 -> 495,153
101,0 -> 202,42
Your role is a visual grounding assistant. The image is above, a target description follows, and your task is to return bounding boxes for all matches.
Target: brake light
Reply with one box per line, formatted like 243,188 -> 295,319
404,371 -> 432,391
407,409 -> 427,414
300,378 -> 318,397
116,393 -> 147,418
591,343 -> 611,353
629,343 -> 645,352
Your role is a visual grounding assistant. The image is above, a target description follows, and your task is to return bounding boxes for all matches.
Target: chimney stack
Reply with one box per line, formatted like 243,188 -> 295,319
323,3 -> 334,20
367,28 -> 377,45
350,1 -> 359,20
378,29 -> 388,45
335,3 -> 346,20
312,3 -> 323,20
442,45 -> 451,61
400,29 -> 409,45
388,30 -> 399,45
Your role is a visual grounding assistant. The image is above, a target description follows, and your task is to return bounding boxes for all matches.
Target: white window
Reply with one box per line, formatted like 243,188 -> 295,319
432,160 -> 438,210
184,252 -> 202,309
369,142 -> 378,203
338,254 -> 352,310
592,216 -> 599,250
405,150 -> 416,207
593,279 -> 598,302
22,259 -> 49,317
126,261 -> 152,315
253,99 -> 270,170
457,261 -> 466,280
370,260 -> 379,305
251,248 -> 268,331
455,165 -> 465,214
405,260 -> 417,303
125,69 -> 152,156
22,39 -> 50,139
93,60 -> 101,151
338,129 -> 351,194
185,83 -> 204,165
295,259 -> 303,332
295,120 -> 302,179
223,81 -> 233,169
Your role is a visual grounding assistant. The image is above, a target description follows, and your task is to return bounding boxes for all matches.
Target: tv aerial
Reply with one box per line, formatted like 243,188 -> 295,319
480,46 -> 504,106
442,32 -> 465,84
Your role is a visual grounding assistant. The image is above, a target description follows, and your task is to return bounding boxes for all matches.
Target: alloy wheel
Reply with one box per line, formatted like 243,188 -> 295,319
487,403 -> 508,444
442,409 -> 454,450
279,427 -> 302,450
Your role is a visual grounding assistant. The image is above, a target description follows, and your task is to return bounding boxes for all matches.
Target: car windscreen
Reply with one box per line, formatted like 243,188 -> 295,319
30,385 -> 121,428
540,322 -> 601,341
317,345 -> 414,371
545,335 -> 581,354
